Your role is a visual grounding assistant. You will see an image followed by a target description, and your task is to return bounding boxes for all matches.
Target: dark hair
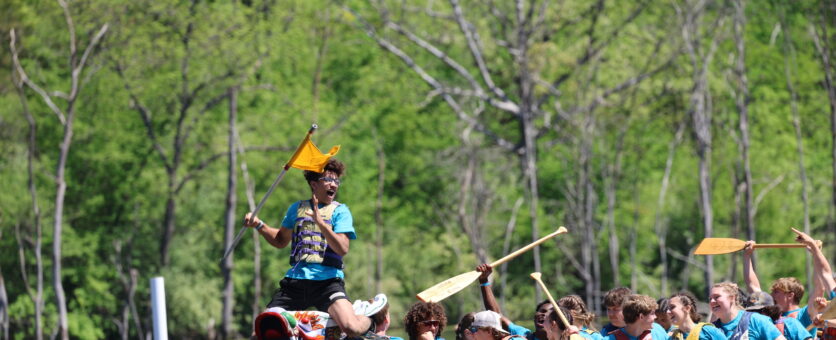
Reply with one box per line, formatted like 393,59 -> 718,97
603,287 -> 632,309
455,313 -> 475,340
754,305 -> 783,321
304,158 -> 345,183
670,292 -> 702,323
404,302 -> 447,340
548,306 -> 574,331
536,299 -> 552,312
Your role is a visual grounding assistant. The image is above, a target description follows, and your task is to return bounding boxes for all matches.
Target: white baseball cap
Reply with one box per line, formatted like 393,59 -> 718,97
471,311 -> 510,335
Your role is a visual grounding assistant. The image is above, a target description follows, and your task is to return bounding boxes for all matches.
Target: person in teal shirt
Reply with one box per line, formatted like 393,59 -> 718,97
744,291 -> 811,340
710,282 -> 785,340
604,295 -> 668,340
666,292 -> 725,340
245,158 -> 373,337
743,238 -> 822,337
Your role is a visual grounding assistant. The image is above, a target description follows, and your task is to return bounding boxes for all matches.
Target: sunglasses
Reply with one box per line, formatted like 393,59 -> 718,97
319,177 -> 341,185
420,320 -> 440,327
469,327 -> 481,334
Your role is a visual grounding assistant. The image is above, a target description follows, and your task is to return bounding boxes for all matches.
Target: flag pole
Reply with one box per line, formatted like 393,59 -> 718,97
220,124 -> 318,263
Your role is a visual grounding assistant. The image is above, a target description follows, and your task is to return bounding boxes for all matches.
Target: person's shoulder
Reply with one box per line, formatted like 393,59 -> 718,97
699,324 -> 726,340
748,312 -> 774,325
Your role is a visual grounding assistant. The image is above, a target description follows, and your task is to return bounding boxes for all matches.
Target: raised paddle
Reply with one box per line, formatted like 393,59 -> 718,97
694,238 -> 820,255
416,227 -> 568,302
530,272 -> 584,340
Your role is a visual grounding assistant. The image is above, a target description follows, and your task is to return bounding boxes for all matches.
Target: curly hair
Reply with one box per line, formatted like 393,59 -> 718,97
622,295 -> 657,324
304,158 -> 346,183
404,302 -> 447,340
557,295 -> 596,329
771,277 -> 805,304
669,291 -> 702,323
603,287 -> 632,309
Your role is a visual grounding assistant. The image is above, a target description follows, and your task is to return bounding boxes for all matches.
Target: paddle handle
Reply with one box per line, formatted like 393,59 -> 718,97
531,274 -> 570,326
489,227 -> 568,268
754,240 -> 822,249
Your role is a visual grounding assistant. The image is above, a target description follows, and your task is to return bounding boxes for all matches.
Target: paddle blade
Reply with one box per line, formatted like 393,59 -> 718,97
416,271 -> 481,303
694,238 -> 746,255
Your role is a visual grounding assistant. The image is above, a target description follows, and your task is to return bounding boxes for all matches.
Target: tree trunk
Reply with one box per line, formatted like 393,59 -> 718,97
778,5 -> 812,289
14,60 -> 44,340
733,0 -> 755,244
234,120 -> 261,320
654,122 -> 684,297
0,262 -> 8,340
221,87 -> 237,339
374,135 -> 385,294
53,107 -> 73,340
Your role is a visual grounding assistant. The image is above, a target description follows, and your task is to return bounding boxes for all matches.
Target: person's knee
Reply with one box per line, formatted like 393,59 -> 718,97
342,316 -> 371,337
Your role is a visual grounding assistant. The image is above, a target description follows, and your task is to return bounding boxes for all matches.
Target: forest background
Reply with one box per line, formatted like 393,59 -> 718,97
3,0 -> 836,339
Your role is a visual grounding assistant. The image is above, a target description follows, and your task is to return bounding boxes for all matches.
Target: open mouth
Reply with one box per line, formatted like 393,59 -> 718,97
326,190 -> 336,198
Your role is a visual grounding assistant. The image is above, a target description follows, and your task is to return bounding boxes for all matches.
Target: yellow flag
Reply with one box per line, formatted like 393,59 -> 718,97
285,135 -> 340,172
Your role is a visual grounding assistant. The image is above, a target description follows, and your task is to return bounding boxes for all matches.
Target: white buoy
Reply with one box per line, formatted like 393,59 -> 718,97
150,277 -> 168,340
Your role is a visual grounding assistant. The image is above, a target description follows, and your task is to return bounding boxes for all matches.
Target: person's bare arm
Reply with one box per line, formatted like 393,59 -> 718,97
476,264 -> 513,328
743,241 -> 762,293
244,212 -> 292,249
794,228 -> 836,291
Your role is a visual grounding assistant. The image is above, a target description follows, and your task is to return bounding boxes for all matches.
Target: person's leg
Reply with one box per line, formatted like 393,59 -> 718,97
315,278 -> 371,337
328,298 -> 372,337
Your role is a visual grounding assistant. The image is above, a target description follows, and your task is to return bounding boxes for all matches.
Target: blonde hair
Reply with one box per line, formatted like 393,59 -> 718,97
622,295 -> 657,324
557,295 -> 596,329
771,278 -> 805,304
711,282 -> 743,308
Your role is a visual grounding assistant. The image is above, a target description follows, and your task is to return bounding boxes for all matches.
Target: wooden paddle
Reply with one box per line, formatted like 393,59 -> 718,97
530,272 -> 584,340
416,227 -> 568,302
808,299 -> 836,331
693,238 -> 820,255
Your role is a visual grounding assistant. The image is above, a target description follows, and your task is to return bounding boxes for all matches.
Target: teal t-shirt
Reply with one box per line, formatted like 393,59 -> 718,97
715,311 -> 782,340
507,322 -> 546,340
280,201 -> 356,280
580,326 -> 605,340
783,306 -> 814,337
780,316 -> 812,340
605,323 -> 668,340
669,323 -> 727,340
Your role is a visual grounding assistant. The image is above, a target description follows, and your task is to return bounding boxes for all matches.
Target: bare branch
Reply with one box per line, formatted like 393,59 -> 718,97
752,174 -> 786,217
449,0 -> 510,100
10,29 -> 67,125
72,23 -> 109,97
114,64 -> 173,172
344,4 -> 519,152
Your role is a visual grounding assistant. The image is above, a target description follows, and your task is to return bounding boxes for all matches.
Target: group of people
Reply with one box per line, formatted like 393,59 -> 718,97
242,158 -> 836,340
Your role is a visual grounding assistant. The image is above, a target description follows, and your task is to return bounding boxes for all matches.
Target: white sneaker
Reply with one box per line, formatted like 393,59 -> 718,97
352,299 -> 370,315
357,293 -> 387,317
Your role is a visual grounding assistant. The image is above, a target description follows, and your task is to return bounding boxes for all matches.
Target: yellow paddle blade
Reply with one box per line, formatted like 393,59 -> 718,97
694,238 -> 746,255
416,271 -> 481,303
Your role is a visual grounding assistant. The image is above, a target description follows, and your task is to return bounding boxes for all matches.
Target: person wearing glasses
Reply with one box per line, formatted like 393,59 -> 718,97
245,158 -> 379,337
404,302 -> 448,340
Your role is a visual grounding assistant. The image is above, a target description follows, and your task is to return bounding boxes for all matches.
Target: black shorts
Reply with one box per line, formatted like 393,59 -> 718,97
266,277 -> 350,312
